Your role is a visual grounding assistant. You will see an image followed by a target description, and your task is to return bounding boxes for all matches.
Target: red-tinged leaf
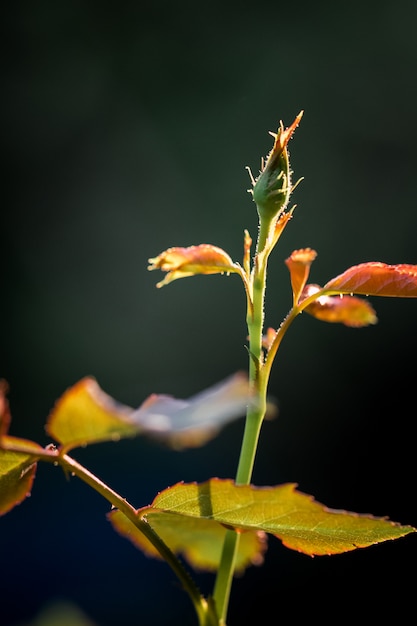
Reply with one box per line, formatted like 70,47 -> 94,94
0,379 -> 11,438
270,210 -> 294,248
301,284 -> 378,327
285,248 -> 318,305
0,436 -> 43,515
263,112 -> 304,172
324,262 -> 417,298
108,508 -> 267,574
135,479 -> 415,558
148,244 -> 240,288
243,229 -> 252,274
46,374 -> 251,451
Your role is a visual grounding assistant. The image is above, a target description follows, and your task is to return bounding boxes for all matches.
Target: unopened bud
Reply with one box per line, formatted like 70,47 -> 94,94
252,112 -> 303,223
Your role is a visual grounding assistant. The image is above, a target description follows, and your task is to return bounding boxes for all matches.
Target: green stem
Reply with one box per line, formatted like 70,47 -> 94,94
262,289 -> 326,388
213,217 -> 271,624
256,213 -> 274,256
261,306 -> 299,386
3,442 -> 215,626
60,454 -> 216,626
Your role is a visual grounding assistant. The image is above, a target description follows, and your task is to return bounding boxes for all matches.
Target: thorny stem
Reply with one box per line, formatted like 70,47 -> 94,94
2,281 -> 314,626
263,287 -> 342,386
213,218 -> 273,624
2,441 -> 217,626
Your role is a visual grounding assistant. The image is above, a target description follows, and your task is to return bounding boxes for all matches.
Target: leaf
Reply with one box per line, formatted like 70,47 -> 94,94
0,379 -> 11,438
130,479 -> 415,559
130,371 -> 252,449
46,377 -> 139,451
0,436 -> 43,515
148,244 -> 240,288
324,262 -> 417,297
46,373 -> 251,451
301,284 -> 378,327
296,262 -> 417,326
270,210 -> 294,249
108,509 -> 267,574
285,248 -> 318,306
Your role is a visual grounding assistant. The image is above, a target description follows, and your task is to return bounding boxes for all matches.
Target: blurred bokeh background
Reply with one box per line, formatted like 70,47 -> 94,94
2,1 -> 417,624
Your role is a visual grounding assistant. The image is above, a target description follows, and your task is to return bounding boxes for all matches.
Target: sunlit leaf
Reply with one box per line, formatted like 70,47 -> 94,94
0,436 -> 42,515
148,244 -> 240,288
270,210 -> 294,248
46,374 -> 251,451
285,248 -> 318,306
324,262 -> 417,297
301,284 -> 378,327
46,378 -> 139,451
243,229 -> 252,274
129,479 -> 415,558
131,371 -> 252,449
109,508 -> 267,574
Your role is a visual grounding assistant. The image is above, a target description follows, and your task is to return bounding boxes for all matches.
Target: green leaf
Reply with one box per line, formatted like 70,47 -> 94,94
46,374 -> 251,451
109,509 -> 267,573
127,479 -> 415,560
0,436 -> 43,515
45,378 -> 138,451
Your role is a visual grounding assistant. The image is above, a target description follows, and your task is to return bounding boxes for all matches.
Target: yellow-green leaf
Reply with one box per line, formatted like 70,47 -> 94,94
46,374 -> 251,452
46,377 -> 139,451
135,479 -> 415,558
108,509 -> 267,573
0,436 -> 42,515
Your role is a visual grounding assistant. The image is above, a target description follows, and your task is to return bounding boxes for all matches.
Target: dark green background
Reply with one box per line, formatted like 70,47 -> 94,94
2,1 -> 416,625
